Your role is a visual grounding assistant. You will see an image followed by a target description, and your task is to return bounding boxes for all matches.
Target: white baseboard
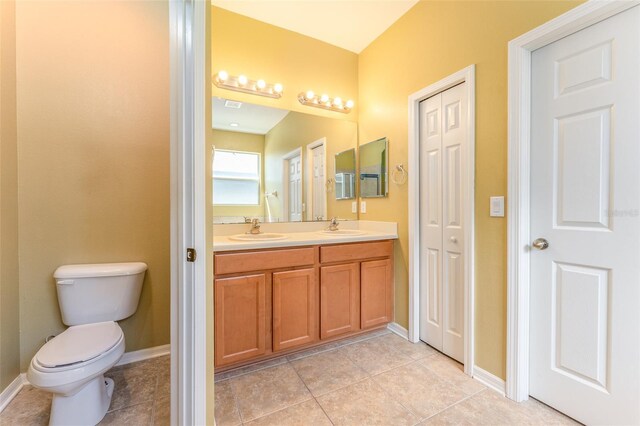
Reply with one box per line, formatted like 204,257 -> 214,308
115,344 -> 170,367
0,374 -> 27,413
387,322 -> 409,339
0,344 -> 170,415
473,365 -> 506,396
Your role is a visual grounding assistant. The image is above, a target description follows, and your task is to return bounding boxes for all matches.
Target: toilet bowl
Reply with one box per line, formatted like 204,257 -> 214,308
27,262 -> 146,426
28,322 -> 125,425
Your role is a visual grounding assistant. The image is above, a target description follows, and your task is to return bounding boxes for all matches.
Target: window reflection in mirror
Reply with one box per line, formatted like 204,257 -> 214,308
211,97 -> 358,223
359,137 -> 388,198
212,149 -> 261,206
335,148 -> 356,200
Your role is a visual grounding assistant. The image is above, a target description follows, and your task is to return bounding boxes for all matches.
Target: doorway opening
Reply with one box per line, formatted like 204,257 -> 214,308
306,138 -> 327,221
283,147 -> 303,222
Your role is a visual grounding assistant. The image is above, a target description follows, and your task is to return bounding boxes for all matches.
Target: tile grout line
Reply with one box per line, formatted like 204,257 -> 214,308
419,388 -> 488,424
234,362 -> 314,424
225,376 -> 246,425
368,360 -> 427,423
149,373 -> 160,425
288,358 -> 336,425
215,330 -> 391,384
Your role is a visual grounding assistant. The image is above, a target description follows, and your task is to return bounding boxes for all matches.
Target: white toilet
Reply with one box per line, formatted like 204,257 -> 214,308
27,262 -> 147,426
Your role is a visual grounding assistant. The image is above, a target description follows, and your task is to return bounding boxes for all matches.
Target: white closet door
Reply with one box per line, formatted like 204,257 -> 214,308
441,83 -> 466,362
419,93 -> 444,352
419,82 -> 466,363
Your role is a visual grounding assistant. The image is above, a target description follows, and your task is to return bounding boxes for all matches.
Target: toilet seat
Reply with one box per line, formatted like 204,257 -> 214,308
33,322 -> 123,372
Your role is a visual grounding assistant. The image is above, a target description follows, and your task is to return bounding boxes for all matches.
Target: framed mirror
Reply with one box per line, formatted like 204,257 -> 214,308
211,97 -> 358,223
359,137 -> 388,198
334,148 -> 356,200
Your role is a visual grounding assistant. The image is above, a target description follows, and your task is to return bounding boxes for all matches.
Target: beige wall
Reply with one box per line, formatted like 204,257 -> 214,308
211,6 -> 359,120
15,0 -> 170,369
211,129 -> 266,219
264,112 -> 358,221
358,0 -> 582,378
0,0 -> 21,391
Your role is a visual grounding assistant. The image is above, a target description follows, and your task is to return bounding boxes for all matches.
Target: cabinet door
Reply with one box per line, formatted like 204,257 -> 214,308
361,259 -> 393,329
214,274 -> 266,366
320,263 -> 360,339
272,268 -> 318,351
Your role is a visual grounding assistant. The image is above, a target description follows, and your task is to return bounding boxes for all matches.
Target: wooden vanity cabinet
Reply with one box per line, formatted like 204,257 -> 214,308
319,240 -> 394,338
214,246 -> 318,368
361,258 -> 393,328
272,268 -> 318,351
214,273 -> 267,366
214,239 -> 394,369
320,263 -> 360,339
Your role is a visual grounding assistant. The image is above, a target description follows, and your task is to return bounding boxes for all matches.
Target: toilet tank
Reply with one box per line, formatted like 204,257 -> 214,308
54,262 -> 147,326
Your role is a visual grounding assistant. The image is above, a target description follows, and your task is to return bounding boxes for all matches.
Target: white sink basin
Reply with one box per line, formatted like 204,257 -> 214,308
318,229 -> 367,236
229,233 -> 288,241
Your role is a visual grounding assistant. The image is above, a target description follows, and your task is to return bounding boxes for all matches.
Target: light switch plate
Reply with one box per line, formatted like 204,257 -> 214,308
490,196 -> 504,217
352,201 -> 357,213
360,201 -> 367,214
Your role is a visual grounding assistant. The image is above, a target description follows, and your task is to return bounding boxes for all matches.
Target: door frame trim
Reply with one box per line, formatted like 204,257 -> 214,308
407,65 -> 476,376
506,0 -> 639,402
169,0 -> 207,423
305,137 -> 327,221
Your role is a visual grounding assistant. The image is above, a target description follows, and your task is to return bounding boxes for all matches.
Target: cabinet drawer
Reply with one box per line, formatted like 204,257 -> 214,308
215,247 -> 315,274
320,240 -> 393,264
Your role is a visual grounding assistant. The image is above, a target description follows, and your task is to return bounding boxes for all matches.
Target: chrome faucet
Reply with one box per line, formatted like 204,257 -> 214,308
247,218 -> 261,234
328,217 -> 339,231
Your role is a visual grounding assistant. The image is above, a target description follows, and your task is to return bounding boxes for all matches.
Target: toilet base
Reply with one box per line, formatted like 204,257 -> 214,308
49,375 -> 114,426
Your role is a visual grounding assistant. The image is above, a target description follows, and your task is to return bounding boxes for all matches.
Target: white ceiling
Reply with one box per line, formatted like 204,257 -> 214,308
212,97 -> 290,135
211,0 -> 419,53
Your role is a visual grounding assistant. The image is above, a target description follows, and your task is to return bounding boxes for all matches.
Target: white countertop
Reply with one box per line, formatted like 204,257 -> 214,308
213,220 -> 397,252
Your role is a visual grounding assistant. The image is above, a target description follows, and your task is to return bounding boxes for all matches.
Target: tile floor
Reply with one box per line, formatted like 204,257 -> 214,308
0,331 -> 577,426
0,355 -> 170,425
214,330 -> 577,426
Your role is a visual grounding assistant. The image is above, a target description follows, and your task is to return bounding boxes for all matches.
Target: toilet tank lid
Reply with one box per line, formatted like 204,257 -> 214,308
54,262 -> 147,279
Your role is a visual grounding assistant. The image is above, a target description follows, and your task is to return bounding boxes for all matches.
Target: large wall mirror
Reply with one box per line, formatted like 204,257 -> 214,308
212,97 -> 358,223
359,137 -> 388,198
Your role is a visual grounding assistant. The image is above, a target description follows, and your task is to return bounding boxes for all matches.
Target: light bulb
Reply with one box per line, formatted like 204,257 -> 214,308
256,79 -> 266,90
320,94 -> 329,103
217,70 -> 228,82
305,90 -> 315,101
273,83 -> 283,94
345,99 -> 354,109
333,97 -> 343,107
238,75 -> 248,86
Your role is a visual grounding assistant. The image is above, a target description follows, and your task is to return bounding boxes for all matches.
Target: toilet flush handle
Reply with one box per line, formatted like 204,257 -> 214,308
56,279 -> 75,285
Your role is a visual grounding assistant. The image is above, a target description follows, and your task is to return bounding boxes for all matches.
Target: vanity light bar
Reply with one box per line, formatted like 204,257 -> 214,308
297,91 -> 354,114
214,70 -> 283,99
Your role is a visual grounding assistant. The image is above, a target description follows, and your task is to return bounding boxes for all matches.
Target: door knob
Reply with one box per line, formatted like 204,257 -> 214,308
450,236 -> 458,243
532,238 -> 549,250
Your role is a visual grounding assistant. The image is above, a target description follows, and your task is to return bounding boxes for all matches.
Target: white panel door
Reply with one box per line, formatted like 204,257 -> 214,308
288,155 -> 302,221
311,145 -> 326,219
530,6 -> 640,425
420,92 -> 444,352
419,82 -> 467,362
